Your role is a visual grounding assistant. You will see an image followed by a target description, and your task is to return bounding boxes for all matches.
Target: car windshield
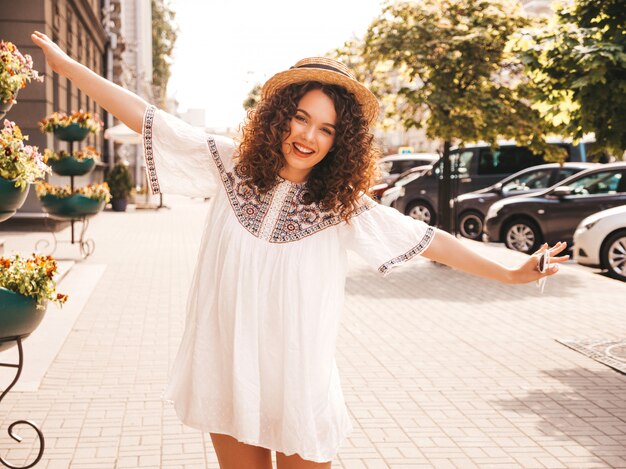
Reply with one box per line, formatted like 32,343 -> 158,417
567,171 -> 623,196
396,170 -> 425,187
501,169 -> 552,194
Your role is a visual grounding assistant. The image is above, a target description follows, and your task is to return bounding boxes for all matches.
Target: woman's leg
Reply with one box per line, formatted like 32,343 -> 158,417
276,451 -> 332,469
210,433 -> 272,469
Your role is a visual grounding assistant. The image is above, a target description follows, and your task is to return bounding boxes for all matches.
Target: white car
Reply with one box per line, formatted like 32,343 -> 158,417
379,165 -> 432,207
573,205 -> 626,281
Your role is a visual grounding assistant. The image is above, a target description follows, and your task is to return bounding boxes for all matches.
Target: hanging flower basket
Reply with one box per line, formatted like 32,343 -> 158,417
0,41 -> 43,118
45,147 -> 99,176
49,156 -> 95,176
52,123 -> 90,142
0,287 -> 45,352
0,90 -> 16,120
39,110 -> 103,142
39,193 -> 105,220
0,177 -> 31,222
0,254 -> 67,352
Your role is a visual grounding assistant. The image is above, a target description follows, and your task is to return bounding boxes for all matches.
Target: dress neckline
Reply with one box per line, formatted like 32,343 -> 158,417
276,175 -> 307,189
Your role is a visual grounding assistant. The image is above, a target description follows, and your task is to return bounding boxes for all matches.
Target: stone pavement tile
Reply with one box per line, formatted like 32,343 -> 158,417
2,198 -> 626,468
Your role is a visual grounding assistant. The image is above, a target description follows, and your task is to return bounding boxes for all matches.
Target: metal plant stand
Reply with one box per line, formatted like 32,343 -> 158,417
36,135 -> 102,259
0,337 -> 45,469
35,213 -> 96,259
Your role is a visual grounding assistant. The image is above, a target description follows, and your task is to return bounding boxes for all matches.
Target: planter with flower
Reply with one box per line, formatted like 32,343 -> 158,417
45,146 -> 99,176
36,181 -> 110,220
0,254 -> 67,352
105,161 -> 134,211
0,41 -> 43,119
39,110 -> 103,142
0,120 -> 49,222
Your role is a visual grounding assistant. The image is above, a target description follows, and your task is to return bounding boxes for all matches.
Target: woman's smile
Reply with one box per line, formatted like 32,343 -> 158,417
292,142 -> 315,157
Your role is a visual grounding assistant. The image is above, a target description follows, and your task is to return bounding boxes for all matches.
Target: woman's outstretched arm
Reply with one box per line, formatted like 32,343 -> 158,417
31,31 -> 149,133
422,228 -> 569,284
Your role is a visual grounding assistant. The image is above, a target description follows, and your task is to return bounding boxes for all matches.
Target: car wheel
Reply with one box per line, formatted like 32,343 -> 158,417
504,219 -> 542,253
601,230 -> 626,281
406,201 -> 434,225
459,211 -> 484,240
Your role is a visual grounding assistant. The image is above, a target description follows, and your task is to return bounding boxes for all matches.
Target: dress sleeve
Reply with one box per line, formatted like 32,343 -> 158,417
341,196 -> 436,276
141,104 -> 235,198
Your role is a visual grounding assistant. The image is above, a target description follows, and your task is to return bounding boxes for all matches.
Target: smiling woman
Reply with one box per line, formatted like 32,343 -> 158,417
31,29 -> 570,469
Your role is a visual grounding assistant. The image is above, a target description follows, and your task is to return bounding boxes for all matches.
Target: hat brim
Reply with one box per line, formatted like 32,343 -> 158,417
261,68 -> 379,126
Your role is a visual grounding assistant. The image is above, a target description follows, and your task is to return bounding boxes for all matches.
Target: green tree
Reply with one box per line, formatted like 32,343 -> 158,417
514,0 -> 626,158
362,0 -> 559,232
152,0 -> 178,108
243,83 -> 262,111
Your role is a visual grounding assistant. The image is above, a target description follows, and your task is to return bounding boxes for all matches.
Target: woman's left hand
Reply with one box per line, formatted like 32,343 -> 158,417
511,241 -> 570,284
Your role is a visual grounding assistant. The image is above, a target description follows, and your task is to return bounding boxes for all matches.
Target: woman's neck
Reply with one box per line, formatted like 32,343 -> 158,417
278,167 -> 310,184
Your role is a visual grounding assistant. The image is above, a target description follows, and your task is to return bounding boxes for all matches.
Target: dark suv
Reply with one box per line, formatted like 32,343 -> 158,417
393,142 -> 587,225
484,162 -> 626,252
456,162 -> 596,239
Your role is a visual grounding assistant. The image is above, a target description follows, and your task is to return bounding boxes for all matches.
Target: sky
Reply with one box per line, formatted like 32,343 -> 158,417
166,0 -> 385,129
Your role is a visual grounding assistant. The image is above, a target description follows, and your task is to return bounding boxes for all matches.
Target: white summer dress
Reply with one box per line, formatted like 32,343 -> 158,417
142,106 -> 435,462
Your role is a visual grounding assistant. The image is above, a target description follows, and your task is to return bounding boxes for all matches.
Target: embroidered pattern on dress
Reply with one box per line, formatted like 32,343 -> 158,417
207,138 -> 273,237
142,105 -> 160,194
206,139 -> 373,243
378,226 -> 436,275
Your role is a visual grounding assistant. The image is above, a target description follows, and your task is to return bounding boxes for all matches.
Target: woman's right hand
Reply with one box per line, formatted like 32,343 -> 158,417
31,31 -> 75,77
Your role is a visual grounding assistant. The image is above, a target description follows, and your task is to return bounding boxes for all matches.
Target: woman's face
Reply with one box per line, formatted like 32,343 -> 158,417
280,89 -> 337,183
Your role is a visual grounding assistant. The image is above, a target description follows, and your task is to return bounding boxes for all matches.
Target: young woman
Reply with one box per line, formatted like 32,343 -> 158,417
32,31 -> 568,469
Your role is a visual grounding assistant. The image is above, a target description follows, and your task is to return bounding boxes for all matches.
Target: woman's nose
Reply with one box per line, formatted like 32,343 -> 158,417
302,124 -> 315,142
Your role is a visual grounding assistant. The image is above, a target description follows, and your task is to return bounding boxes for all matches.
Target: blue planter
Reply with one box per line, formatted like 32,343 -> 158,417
0,177 -> 30,223
53,123 -> 90,142
40,194 -> 105,220
0,288 -> 46,352
49,156 -> 96,176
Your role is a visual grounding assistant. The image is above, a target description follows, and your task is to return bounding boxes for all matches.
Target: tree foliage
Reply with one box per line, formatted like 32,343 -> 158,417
243,83 -> 262,111
362,0 -> 557,152
152,0 -> 178,108
360,0 -> 560,231
514,0 -> 626,157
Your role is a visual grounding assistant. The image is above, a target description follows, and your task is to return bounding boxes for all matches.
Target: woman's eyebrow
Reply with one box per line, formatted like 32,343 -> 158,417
296,108 -> 336,129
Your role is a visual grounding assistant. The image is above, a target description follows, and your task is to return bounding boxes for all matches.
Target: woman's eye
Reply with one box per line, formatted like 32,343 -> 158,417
321,128 -> 333,135
294,115 -> 306,123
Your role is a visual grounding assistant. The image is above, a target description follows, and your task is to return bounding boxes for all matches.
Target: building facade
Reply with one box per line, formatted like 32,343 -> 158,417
0,0 -> 109,214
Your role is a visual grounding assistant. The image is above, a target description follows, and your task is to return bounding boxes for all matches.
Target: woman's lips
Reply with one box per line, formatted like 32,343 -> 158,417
292,142 -> 315,158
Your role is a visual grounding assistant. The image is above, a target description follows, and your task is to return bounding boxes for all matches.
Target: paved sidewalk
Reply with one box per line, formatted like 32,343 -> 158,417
1,196 -> 625,469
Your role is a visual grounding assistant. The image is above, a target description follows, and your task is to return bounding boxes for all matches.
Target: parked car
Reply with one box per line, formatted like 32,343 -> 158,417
376,153 -> 439,185
379,165 -> 433,206
573,205 -> 626,281
372,153 -> 438,200
456,162 -> 596,239
484,162 -> 626,253
393,141 -> 587,225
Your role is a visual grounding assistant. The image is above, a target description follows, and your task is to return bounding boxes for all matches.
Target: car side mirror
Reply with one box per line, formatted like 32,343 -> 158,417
552,185 -> 572,198
494,182 -> 503,194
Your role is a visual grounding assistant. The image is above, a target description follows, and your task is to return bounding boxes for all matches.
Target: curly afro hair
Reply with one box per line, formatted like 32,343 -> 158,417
236,81 -> 380,220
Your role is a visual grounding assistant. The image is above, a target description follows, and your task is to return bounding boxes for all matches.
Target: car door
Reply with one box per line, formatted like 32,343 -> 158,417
544,170 -> 626,242
454,149 -> 480,192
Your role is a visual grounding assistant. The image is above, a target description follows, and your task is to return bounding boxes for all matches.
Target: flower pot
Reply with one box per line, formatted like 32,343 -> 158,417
49,156 -> 96,176
110,197 -> 128,212
0,90 -> 17,120
0,177 -> 30,222
40,194 -> 105,220
0,287 -> 45,352
53,123 -> 90,142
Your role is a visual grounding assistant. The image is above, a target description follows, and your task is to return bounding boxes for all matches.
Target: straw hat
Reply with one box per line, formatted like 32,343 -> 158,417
261,57 -> 380,126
